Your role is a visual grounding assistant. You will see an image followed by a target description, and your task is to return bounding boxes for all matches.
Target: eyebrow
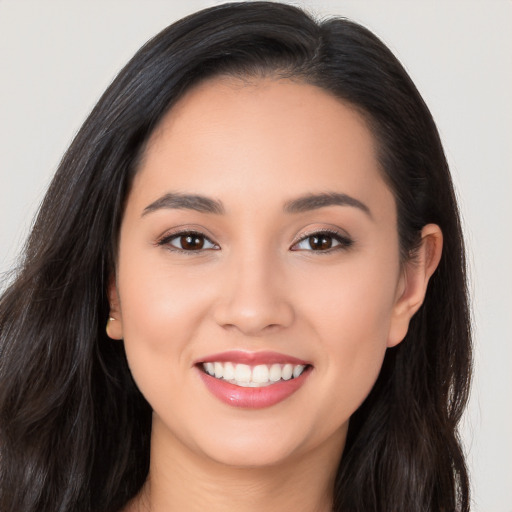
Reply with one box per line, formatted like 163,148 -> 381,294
283,192 -> 372,217
142,191 -> 372,218
142,192 -> 225,216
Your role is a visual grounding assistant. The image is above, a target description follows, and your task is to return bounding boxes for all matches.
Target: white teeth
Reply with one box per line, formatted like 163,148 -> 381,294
282,363 -> 293,380
293,364 -> 305,378
223,361 -> 235,381
201,361 -> 307,387
234,363 -> 251,383
252,364 -> 269,383
214,362 -> 224,379
204,362 -> 215,376
269,363 -> 282,382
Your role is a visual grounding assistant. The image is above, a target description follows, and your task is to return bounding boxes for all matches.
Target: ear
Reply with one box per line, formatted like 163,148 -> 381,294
387,224 -> 443,347
106,275 -> 124,340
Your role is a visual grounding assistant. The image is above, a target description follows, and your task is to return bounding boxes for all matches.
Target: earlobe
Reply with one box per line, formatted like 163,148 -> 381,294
106,276 -> 124,340
387,224 -> 443,347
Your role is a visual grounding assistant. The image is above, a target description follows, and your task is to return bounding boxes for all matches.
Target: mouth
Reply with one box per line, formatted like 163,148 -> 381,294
200,361 -> 308,388
195,351 -> 313,409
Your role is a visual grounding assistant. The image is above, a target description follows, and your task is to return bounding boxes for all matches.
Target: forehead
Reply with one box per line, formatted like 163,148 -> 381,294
132,76 -> 393,219
145,75 -> 376,163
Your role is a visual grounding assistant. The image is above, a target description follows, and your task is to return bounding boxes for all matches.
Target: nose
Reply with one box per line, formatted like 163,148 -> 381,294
212,252 -> 295,336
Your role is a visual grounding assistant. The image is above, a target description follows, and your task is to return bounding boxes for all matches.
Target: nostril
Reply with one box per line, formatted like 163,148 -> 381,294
212,293 -> 295,336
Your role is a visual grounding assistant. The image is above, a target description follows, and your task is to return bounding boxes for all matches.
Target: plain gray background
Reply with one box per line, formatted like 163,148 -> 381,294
1,1 -> 511,510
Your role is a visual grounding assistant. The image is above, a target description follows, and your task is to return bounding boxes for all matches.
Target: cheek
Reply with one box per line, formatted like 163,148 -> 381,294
315,283 -> 392,381
116,247 -> 218,377
116,257 -> 218,429
300,250 -> 399,343
297,255 -> 398,422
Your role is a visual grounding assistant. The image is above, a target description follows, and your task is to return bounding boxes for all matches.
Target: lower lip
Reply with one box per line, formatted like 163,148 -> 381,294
197,367 -> 311,409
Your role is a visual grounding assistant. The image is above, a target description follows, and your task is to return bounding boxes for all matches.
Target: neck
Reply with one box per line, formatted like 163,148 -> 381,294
128,417 -> 346,512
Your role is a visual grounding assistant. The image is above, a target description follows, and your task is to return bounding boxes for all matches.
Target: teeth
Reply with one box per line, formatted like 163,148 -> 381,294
282,363 -> 293,380
223,361 -> 235,380
269,363 -> 281,382
293,364 -> 305,378
252,364 -> 269,383
214,362 -> 224,379
201,362 -> 307,387
234,363 -> 251,383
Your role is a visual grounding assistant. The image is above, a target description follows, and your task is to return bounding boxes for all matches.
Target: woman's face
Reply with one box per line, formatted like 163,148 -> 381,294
110,76 -> 419,468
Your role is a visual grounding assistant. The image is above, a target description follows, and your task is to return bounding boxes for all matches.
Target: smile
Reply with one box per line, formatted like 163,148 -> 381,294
202,362 -> 307,388
196,351 -> 312,409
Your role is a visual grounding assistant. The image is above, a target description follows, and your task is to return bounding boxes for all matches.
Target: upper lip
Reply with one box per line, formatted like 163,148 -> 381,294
195,350 -> 311,366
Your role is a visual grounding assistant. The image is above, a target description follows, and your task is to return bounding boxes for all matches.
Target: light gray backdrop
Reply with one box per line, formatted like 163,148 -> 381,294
0,1 -> 510,510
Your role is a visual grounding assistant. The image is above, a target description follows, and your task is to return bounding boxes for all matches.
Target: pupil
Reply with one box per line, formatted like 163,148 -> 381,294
310,235 -> 332,250
182,235 -> 203,250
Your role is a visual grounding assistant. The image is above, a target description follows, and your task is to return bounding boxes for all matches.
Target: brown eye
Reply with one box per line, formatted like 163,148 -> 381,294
180,234 -> 205,250
308,234 -> 333,250
291,230 -> 353,252
159,231 -> 218,252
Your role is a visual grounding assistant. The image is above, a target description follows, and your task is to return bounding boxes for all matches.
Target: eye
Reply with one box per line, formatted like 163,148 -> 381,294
291,230 -> 353,252
158,231 -> 219,253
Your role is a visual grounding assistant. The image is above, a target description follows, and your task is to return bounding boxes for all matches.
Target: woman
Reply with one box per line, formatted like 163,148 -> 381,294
0,2 -> 471,511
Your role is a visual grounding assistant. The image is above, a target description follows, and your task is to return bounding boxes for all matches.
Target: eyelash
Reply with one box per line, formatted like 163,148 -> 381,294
291,229 -> 353,253
157,229 -> 353,254
157,230 -> 219,254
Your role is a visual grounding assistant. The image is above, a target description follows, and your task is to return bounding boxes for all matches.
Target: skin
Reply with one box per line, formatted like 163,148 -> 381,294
107,76 -> 442,512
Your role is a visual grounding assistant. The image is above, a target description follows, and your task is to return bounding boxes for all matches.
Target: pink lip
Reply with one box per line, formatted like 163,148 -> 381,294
195,350 -> 313,408
197,369 -> 311,409
196,350 -> 310,366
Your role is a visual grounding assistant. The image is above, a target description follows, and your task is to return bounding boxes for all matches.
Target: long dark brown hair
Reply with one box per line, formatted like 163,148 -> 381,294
0,3 -> 471,511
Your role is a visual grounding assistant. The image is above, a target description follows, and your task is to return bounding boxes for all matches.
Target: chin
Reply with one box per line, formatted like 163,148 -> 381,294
201,437 -> 301,469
